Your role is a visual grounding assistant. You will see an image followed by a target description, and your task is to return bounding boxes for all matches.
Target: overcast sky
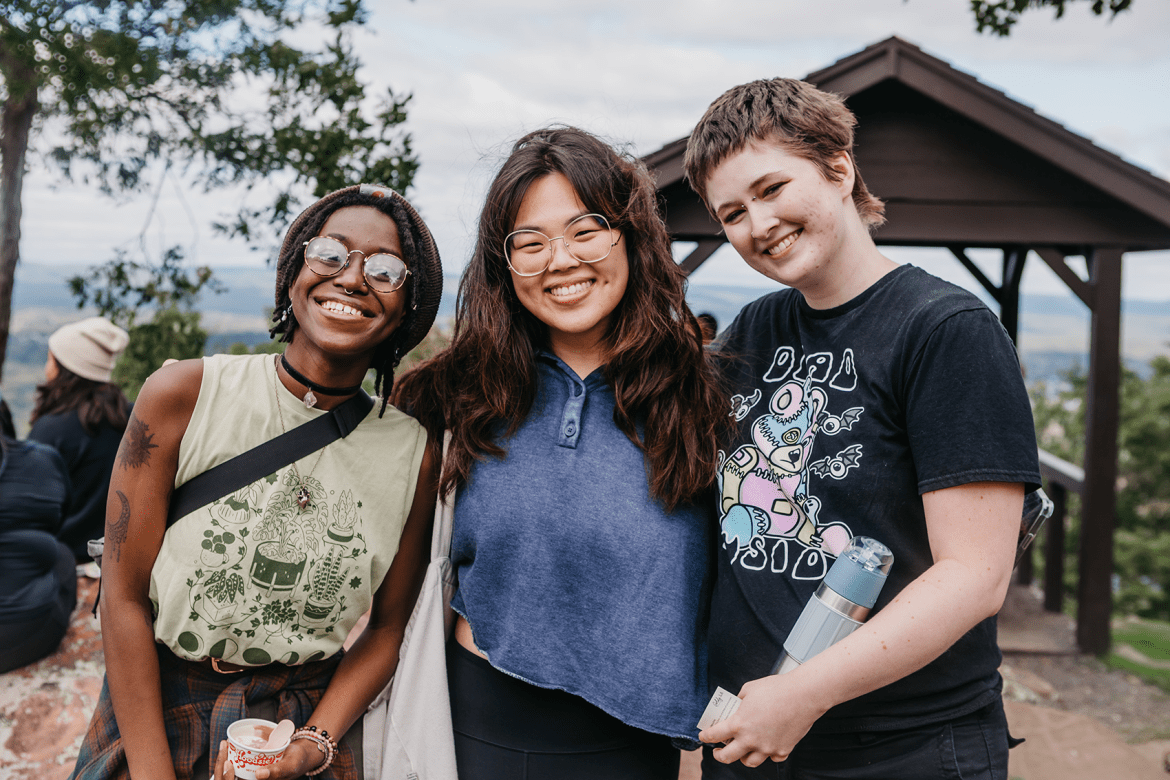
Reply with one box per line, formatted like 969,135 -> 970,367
15,0 -> 1170,300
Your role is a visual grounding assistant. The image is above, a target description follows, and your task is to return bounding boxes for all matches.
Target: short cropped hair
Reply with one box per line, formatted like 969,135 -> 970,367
684,78 -> 886,230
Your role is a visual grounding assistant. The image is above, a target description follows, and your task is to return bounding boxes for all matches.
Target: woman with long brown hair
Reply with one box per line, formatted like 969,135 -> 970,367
30,317 -> 131,562
395,126 -> 726,779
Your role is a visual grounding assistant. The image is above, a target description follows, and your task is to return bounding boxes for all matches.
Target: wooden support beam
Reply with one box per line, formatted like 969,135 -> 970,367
1034,248 -> 1094,308
1016,537 -> 1034,585
1036,449 -> 1081,607
678,238 -> 725,275
1000,247 -> 1026,344
1045,483 -> 1067,614
1077,247 -> 1122,655
947,246 -> 1000,302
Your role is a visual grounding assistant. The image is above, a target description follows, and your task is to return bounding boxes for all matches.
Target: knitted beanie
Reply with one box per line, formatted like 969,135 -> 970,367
48,317 -> 130,383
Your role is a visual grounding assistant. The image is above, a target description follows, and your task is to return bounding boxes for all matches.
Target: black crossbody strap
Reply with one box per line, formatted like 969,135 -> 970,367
165,391 -> 375,526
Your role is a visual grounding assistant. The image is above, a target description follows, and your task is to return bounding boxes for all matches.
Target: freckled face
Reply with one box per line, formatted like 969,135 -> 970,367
287,206 -> 408,364
508,172 -> 629,358
705,141 -> 853,295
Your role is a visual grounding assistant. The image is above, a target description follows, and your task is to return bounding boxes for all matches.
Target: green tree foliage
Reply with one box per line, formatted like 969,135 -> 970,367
114,305 -> 207,400
204,35 -> 417,244
397,327 -> 449,375
69,246 -> 220,398
0,0 -> 417,381
228,340 -> 283,356
68,247 -> 222,328
1033,357 -> 1170,620
971,0 -> 1133,36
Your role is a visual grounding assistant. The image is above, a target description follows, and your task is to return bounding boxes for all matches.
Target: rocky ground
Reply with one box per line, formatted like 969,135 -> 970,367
1002,651 -> 1170,745
3,578 -> 1169,779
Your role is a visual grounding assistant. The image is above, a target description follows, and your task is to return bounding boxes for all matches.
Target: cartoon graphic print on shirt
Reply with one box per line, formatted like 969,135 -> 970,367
172,471 -> 368,665
718,347 -> 863,580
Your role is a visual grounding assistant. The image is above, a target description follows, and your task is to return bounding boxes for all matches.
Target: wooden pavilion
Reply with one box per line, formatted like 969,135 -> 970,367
643,36 -> 1170,654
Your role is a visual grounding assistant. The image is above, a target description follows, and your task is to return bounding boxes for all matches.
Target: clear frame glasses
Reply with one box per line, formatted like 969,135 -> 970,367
302,236 -> 411,293
503,213 -> 619,277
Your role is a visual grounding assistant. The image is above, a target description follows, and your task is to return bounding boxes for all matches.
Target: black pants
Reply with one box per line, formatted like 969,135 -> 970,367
0,541 -> 77,674
447,639 -> 681,780
701,700 -> 1015,780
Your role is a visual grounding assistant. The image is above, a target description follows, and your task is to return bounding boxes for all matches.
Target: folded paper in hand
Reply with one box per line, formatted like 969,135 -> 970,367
697,686 -> 742,731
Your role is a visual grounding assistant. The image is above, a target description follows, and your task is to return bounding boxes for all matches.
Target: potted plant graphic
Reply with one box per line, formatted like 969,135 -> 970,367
326,490 -> 359,544
249,473 -> 328,594
303,546 -> 350,624
212,480 -> 267,525
197,569 -> 245,623
200,529 -> 238,567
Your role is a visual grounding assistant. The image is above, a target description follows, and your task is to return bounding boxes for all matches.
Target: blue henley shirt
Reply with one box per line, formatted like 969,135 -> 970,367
451,351 -> 713,747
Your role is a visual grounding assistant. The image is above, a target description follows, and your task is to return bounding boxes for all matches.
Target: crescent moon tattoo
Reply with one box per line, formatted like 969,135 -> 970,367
109,490 -> 131,562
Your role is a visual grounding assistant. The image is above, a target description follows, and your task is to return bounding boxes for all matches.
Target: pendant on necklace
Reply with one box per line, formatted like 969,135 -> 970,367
296,486 -> 312,510
302,390 -> 318,409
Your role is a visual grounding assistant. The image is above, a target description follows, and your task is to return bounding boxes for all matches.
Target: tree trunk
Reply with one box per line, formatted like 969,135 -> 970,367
0,64 -> 38,384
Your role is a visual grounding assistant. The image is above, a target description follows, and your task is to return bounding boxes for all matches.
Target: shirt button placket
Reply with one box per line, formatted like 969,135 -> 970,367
559,377 -> 585,448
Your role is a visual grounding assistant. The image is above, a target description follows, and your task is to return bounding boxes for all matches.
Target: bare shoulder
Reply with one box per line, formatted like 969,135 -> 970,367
116,359 -> 204,473
138,358 -> 204,415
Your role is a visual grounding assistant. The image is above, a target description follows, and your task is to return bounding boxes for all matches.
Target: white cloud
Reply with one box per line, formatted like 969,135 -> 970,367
13,0 -> 1170,308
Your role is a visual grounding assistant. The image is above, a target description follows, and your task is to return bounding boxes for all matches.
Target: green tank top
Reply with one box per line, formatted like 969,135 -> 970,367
149,353 -> 426,666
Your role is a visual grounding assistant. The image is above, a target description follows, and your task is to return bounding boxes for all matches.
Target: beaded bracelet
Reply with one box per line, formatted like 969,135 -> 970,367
305,725 -> 339,756
291,726 -> 338,776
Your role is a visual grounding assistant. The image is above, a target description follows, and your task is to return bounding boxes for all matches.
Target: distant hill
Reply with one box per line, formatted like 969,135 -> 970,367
13,260 -> 1169,334
4,261 -> 1168,433
11,262 -> 462,326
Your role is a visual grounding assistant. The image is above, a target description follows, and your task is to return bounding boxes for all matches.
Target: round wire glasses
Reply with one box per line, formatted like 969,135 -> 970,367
503,213 -> 618,277
302,236 -> 411,293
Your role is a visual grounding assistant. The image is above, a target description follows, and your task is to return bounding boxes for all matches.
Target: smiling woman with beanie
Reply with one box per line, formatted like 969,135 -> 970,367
30,316 -> 132,562
69,184 -> 443,780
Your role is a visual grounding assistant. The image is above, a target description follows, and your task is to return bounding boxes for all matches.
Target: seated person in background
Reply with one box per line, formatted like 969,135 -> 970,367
29,317 -> 131,562
684,77 -> 1041,778
0,390 -> 77,674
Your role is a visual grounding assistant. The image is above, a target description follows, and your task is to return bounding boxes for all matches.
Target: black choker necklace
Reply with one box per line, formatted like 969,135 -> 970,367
279,354 -> 362,409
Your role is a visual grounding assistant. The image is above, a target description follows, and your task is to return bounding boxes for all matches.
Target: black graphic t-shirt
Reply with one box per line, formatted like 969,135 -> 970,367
712,264 -> 1041,733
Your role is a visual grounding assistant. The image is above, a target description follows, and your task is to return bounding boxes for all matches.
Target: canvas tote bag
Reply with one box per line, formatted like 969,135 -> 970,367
364,432 -> 458,780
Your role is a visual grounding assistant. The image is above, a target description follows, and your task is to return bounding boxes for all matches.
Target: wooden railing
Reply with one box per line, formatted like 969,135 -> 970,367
1022,448 -> 1085,613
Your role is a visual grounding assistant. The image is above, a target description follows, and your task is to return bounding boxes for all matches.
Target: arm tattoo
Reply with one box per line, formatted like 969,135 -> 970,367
118,415 -> 159,470
109,490 -> 131,562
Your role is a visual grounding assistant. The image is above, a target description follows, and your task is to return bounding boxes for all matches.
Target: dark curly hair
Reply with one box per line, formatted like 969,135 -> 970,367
268,189 -> 423,413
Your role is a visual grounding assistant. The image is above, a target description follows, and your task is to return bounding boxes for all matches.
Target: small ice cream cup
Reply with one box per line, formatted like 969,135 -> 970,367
226,718 -> 289,780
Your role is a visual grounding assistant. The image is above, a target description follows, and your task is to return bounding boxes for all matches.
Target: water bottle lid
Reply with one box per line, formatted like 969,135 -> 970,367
842,536 -> 894,575
823,536 -> 893,608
